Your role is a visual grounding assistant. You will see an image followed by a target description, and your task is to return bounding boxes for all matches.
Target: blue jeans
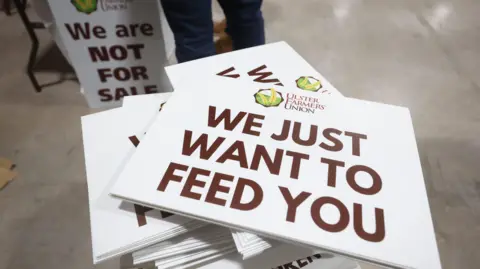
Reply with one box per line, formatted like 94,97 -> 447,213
161,0 -> 265,63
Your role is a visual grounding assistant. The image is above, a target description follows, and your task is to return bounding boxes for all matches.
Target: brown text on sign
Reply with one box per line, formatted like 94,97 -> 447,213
63,22 -> 158,102
64,22 -> 153,40
156,106 -> 386,243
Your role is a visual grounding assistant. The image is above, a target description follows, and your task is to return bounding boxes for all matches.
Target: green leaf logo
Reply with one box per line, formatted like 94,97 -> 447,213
296,76 -> 323,92
254,88 -> 284,107
71,0 -> 98,14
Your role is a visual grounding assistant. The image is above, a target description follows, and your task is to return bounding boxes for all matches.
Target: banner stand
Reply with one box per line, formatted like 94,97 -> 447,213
46,0 -> 174,108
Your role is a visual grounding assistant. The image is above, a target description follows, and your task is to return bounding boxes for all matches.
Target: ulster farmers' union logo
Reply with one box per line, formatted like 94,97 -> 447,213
254,88 -> 284,108
296,76 -> 322,92
72,0 -> 132,13
71,0 -> 97,14
253,88 -> 325,113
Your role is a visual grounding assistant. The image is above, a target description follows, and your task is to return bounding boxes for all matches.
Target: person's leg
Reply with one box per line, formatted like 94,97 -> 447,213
160,0 -> 215,63
217,0 -> 265,50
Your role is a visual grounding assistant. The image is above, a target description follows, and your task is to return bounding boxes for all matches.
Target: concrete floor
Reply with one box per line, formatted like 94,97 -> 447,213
1,0 -> 479,268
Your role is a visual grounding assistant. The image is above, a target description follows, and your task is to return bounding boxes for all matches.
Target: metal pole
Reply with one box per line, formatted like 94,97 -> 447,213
12,0 -> 43,92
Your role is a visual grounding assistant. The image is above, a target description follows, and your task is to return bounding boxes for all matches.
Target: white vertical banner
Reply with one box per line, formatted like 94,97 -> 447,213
47,0 -> 173,108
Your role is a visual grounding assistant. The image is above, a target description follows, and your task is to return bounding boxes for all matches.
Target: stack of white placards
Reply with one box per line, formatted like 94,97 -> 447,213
231,231 -> 273,259
180,244 -> 359,269
82,92 -> 240,267
82,95 -> 206,263
133,226 -> 235,266
81,41 -> 441,269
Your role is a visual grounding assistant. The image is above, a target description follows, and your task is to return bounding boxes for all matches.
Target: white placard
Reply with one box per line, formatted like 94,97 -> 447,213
47,0 -> 172,108
81,94 -> 203,262
132,225 -> 233,265
111,79 -> 441,269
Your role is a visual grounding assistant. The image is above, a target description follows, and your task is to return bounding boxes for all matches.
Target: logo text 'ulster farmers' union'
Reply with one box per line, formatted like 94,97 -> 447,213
71,0 -> 98,14
254,88 -> 284,108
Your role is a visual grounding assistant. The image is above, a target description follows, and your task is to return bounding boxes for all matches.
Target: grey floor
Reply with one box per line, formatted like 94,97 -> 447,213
1,0 -> 479,268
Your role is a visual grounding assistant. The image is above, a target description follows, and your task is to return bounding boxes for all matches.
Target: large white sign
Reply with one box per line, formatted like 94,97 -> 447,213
47,0 -> 172,107
111,79 -> 441,269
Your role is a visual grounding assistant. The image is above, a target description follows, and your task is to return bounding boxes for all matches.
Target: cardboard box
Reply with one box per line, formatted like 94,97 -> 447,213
0,158 -> 17,190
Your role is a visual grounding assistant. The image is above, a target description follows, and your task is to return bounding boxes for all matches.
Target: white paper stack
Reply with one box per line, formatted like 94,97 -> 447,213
231,231 -> 273,259
154,244 -> 238,269
108,41 -> 441,269
191,244 -> 360,269
132,225 -> 234,265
